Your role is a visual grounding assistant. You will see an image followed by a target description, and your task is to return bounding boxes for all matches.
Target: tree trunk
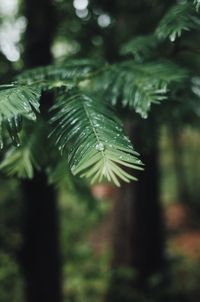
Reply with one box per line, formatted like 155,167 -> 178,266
106,121 -> 166,302
24,0 -> 55,68
170,126 -> 189,204
130,121 -> 166,289
20,1 -> 61,302
21,174 -> 61,302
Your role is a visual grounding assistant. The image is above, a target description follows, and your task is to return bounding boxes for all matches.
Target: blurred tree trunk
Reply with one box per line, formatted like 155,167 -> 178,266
20,1 -> 61,302
106,121 -> 166,302
24,0 -> 55,67
130,120 -> 166,289
21,174 -> 61,302
170,126 -> 190,204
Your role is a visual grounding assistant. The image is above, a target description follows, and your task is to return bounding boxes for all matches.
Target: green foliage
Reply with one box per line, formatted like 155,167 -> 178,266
0,0 -> 199,187
17,59 -> 104,91
58,186 -> 109,302
0,120 -> 48,179
0,180 -> 24,302
156,1 -> 200,42
0,147 -> 36,179
49,92 -> 143,186
0,85 -> 40,148
194,0 -> 200,10
47,157 -> 72,187
0,55 -> 190,186
0,252 -> 24,302
98,61 -> 187,118
120,34 -> 159,62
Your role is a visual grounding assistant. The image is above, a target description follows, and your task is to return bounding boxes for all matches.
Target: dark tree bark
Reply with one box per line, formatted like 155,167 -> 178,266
22,174 -> 61,302
24,0 -> 55,68
130,121 -> 166,288
20,1 -> 61,302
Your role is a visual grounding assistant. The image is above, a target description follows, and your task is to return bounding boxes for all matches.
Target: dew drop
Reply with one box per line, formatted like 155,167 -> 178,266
169,33 -> 176,42
96,143 -> 105,151
71,165 -> 76,171
141,112 -> 147,119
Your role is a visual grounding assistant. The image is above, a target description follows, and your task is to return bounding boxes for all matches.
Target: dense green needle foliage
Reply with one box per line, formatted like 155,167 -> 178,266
120,34 -> 159,62
49,93 -> 143,186
17,59 -> 104,91
96,61 -> 187,118
0,85 -> 40,148
155,0 -> 200,42
0,122 -> 45,179
0,147 -> 36,179
194,0 -> 200,10
0,0 -> 199,186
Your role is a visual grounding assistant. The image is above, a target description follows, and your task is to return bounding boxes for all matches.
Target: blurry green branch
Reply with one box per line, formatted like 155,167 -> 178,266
0,0 -> 199,186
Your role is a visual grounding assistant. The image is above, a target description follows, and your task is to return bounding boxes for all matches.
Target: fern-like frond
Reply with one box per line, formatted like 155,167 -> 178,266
95,61 -> 187,118
120,34 -> 159,61
49,93 -> 143,186
17,59 -> 104,91
0,85 -> 40,148
155,1 -> 200,42
0,147 -> 37,178
194,0 -> 200,10
0,120 -> 48,178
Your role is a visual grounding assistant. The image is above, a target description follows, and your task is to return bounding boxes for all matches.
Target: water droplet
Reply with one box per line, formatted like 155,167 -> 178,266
141,112 -> 147,119
71,165 -> 76,171
170,33 -> 176,42
96,143 -> 105,151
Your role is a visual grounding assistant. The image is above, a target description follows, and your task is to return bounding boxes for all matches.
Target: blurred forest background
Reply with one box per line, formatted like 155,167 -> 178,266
0,0 -> 200,302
